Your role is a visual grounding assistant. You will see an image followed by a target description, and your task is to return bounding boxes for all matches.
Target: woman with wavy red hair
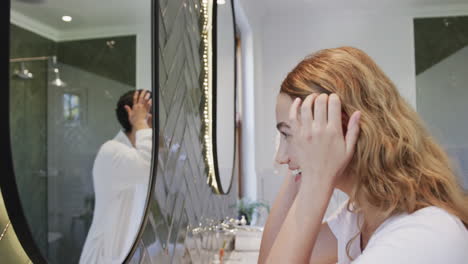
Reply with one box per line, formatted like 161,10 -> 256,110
258,47 -> 468,264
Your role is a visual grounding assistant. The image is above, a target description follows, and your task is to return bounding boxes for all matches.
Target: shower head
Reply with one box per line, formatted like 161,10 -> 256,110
50,68 -> 67,87
50,56 -> 67,87
14,62 -> 34,80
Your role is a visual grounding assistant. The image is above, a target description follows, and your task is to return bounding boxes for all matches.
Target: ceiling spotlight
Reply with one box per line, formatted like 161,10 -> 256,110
16,0 -> 46,3
62,16 -> 72,22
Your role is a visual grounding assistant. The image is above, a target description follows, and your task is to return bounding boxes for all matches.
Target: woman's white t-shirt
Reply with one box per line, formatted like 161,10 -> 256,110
326,201 -> 468,264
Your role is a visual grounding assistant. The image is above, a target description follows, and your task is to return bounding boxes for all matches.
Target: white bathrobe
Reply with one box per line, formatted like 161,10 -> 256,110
79,129 -> 152,264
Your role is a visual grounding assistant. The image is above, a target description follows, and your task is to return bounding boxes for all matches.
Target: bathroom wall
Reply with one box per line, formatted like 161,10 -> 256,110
57,36 -> 136,86
417,46 -> 468,189
414,16 -> 468,75
237,1 -> 468,209
128,0 -> 238,262
415,16 -> 468,190
9,23 -> 56,255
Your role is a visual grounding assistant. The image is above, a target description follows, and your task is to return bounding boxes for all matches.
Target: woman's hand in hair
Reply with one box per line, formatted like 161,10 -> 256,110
125,90 -> 152,131
289,93 -> 361,188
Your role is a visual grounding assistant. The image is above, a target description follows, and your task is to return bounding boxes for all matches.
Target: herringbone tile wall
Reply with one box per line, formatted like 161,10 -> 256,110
129,0 -> 238,263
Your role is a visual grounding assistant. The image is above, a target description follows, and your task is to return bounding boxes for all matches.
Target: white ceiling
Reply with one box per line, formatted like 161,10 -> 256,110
11,0 -> 468,40
261,0 -> 468,8
240,0 -> 468,18
12,0 -> 468,29
262,0 -> 468,10
11,0 -> 151,39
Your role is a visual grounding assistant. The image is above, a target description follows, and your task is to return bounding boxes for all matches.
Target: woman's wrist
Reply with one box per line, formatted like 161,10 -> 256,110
298,170 -> 336,195
286,171 -> 302,199
133,120 -> 150,131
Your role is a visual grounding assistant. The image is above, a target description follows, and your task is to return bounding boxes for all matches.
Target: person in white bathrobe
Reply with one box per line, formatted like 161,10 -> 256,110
79,90 -> 153,264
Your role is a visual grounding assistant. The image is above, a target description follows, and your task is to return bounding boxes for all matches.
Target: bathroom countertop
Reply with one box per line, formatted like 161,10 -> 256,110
212,227 -> 263,264
212,251 -> 259,264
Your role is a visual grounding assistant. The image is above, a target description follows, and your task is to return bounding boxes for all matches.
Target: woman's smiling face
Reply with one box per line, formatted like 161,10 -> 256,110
275,93 -> 302,173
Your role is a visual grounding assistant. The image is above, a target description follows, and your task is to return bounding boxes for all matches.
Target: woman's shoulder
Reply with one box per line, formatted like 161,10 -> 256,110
368,207 -> 467,258
355,207 -> 468,263
380,206 -> 467,235
97,139 -> 130,156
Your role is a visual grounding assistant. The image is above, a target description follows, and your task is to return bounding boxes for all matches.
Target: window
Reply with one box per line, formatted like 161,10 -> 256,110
63,93 -> 80,122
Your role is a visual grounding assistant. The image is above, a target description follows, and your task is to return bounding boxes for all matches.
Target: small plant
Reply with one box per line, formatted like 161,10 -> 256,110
232,198 -> 270,225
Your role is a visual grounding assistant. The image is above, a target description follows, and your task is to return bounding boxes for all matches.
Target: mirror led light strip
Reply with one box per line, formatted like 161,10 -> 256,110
201,0 -> 220,193
0,190 -> 32,263
0,221 -> 10,241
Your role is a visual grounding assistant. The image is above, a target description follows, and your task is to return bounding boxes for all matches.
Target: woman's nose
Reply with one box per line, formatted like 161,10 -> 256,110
275,151 -> 289,165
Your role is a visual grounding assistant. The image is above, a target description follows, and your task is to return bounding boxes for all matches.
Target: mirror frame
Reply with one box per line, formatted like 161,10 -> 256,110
0,0 -> 158,263
211,0 -> 238,195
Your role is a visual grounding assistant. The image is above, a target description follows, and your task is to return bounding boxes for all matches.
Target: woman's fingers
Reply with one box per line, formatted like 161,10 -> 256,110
345,111 -> 361,156
314,94 -> 328,125
289,97 -> 302,130
133,90 -> 139,105
301,93 -> 318,125
138,90 -> 147,104
328,94 -> 342,134
292,93 -> 352,141
131,90 -> 151,108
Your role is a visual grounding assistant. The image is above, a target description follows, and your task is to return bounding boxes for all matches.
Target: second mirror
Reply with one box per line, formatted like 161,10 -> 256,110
9,0 -> 153,263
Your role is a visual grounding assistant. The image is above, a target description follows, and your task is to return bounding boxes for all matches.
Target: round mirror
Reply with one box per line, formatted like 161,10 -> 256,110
214,0 -> 236,194
9,0 -> 153,262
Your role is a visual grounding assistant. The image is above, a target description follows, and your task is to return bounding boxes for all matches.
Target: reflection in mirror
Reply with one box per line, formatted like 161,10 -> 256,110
214,0 -> 236,193
9,0 -> 152,263
415,15 -> 468,190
